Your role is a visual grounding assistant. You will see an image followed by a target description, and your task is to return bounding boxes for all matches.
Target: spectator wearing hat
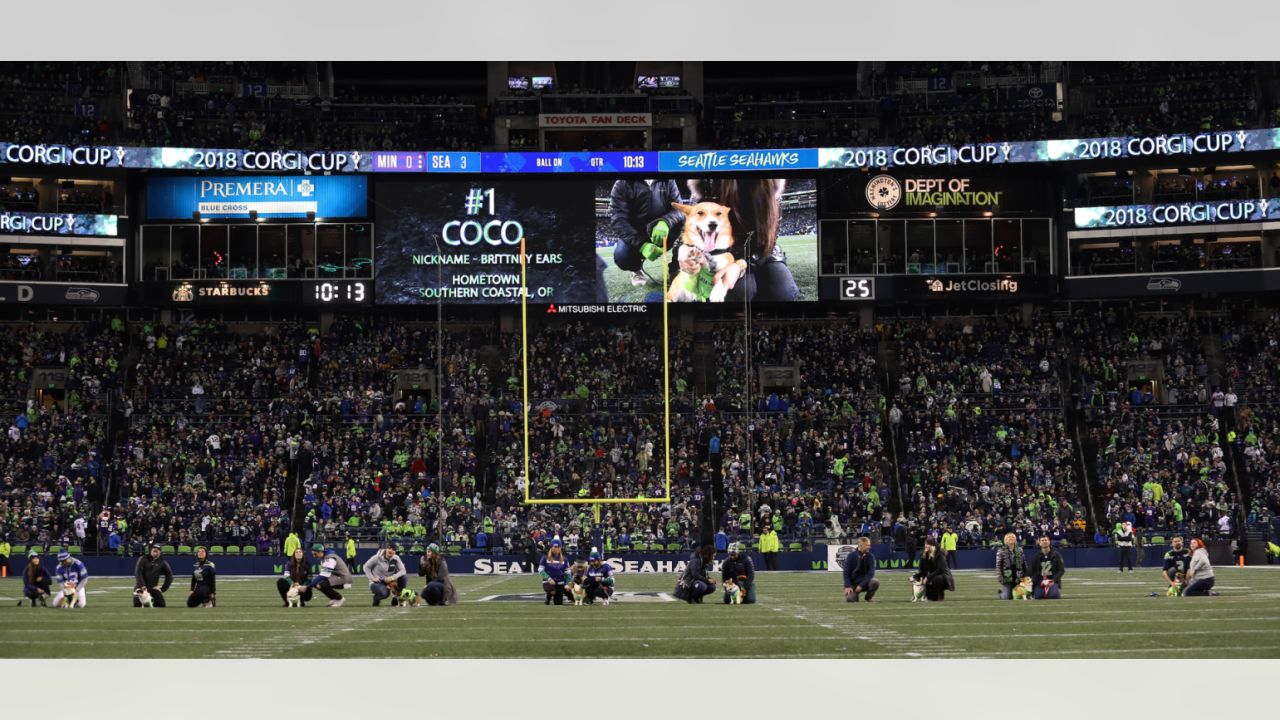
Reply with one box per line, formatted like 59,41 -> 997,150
134,543 -> 174,607
417,543 -> 457,606
307,543 -> 352,607
539,538 -> 570,605
277,546 -> 314,607
54,551 -> 89,608
584,548 -> 615,604
186,546 -> 217,608
365,544 -> 408,606
19,552 -> 51,607
720,542 -> 756,604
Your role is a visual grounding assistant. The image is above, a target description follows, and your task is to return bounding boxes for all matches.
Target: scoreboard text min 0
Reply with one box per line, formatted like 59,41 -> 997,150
839,276 -> 876,300
304,281 -> 371,305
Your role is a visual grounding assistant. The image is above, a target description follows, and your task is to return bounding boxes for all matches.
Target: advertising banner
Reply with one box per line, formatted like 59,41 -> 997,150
1064,269 -> 1280,298
146,175 -> 368,220
0,211 -> 118,237
1073,198 -> 1280,229
0,282 -> 127,305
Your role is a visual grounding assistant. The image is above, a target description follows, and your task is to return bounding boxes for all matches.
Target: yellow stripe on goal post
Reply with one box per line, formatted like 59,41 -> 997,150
520,232 -> 672,507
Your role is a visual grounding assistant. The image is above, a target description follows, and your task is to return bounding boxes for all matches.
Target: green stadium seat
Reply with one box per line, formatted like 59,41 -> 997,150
447,545 -> 462,555
666,543 -> 682,552
210,546 -> 225,555
47,545 -> 62,555
177,545 -> 192,554
68,545 -> 82,554
11,545 -> 27,556
27,545 -> 43,555
409,545 -> 424,555
162,545 -> 175,554
787,542 -> 803,552
1150,536 -> 1166,545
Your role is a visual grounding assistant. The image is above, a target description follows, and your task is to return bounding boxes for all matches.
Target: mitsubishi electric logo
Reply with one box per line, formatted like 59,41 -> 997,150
926,278 -> 1020,294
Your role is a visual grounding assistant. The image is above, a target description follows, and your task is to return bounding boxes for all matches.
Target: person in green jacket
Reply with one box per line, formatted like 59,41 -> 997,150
940,528 -> 959,569
346,537 -> 358,570
283,532 -> 301,559
759,527 -> 781,571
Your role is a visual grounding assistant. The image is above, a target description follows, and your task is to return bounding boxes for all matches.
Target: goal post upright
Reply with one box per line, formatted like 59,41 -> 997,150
519,230 -> 673,512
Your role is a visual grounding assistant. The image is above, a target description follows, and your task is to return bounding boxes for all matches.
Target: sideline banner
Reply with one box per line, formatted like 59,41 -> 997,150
7,545 -> 1188,577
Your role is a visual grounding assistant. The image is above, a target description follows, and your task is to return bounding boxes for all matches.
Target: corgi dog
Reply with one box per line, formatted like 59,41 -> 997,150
135,588 -> 154,608
724,578 -> 743,605
569,561 -> 589,605
60,583 -> 78,609
910,577 -> 926,602
286,585 -> 303,608
672,201 -> 741,303
1012,576 -> 1034,600
666,244 -> 711,303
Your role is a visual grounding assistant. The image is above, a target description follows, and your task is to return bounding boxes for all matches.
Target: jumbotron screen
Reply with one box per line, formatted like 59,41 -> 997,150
374,177 -> 817,305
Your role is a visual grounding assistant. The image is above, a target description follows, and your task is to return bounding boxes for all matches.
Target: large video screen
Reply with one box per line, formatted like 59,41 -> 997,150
374,177 -> 816,305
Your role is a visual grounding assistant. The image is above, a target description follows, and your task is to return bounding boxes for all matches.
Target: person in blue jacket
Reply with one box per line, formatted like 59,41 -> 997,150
54,551 -> 89,608
539,538 -> 569,605
842,536 -> 879,602
19,552 -> 52,607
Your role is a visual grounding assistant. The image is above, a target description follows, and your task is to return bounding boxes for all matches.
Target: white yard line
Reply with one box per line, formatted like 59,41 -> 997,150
755,592 -> 976,659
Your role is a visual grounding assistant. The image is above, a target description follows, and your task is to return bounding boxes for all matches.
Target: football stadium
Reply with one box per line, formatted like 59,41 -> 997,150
4,53 -> 1280,669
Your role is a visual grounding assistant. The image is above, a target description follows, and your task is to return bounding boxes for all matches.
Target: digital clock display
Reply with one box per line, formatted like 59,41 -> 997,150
307,281 -> 369,305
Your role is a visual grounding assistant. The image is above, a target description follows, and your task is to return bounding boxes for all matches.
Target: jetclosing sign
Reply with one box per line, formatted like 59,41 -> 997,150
145,175 -> 368,220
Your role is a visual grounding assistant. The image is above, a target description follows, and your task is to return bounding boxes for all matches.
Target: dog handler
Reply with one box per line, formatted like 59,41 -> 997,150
134,543 -> 174,607
365,544 -> 408,606
721,542 -> 756,604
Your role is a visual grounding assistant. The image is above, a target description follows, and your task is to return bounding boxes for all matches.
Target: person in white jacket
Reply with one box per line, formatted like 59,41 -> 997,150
364,545 -> 408,606
1182,537 -> 1218,596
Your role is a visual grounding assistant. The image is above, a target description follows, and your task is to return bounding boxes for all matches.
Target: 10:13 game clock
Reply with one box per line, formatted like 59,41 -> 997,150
306,281 -> 369,305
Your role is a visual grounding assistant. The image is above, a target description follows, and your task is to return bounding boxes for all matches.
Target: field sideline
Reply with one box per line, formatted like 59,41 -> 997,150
2,568 -> 1278,659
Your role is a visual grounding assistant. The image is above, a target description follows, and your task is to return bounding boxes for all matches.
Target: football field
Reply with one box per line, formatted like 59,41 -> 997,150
3,568 -> 1279,659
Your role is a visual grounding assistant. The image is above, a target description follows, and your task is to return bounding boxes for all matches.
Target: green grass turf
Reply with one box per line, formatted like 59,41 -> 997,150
598,235 -> 817,304
2,568 -> 1277,659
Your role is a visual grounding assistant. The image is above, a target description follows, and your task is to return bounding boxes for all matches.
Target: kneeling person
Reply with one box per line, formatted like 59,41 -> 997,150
365,545 -> 408,606
134,544 -> 174,607
54,551 -> 89,608
186,547 -> 217,608
307,543 -> 353,607
843,537 -> 879,603
277,547 -> 314,607
721,542 -> 756,604
585,549 -> 615,604
417,543 -> 457,606
1030,536 -> 1064,599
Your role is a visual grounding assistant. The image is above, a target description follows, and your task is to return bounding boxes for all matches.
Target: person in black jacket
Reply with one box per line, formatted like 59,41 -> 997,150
913,537 -> 953,601
134,543 -> 174,607
1030,536 -> 1065,599
19,552 -> 51,607
276,547 -> 314,607
842,536 -> 879,602
186,547 -> 217,608
608,179 -> 686,284
674,545 -> 717,604
720,542 -> 756,604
